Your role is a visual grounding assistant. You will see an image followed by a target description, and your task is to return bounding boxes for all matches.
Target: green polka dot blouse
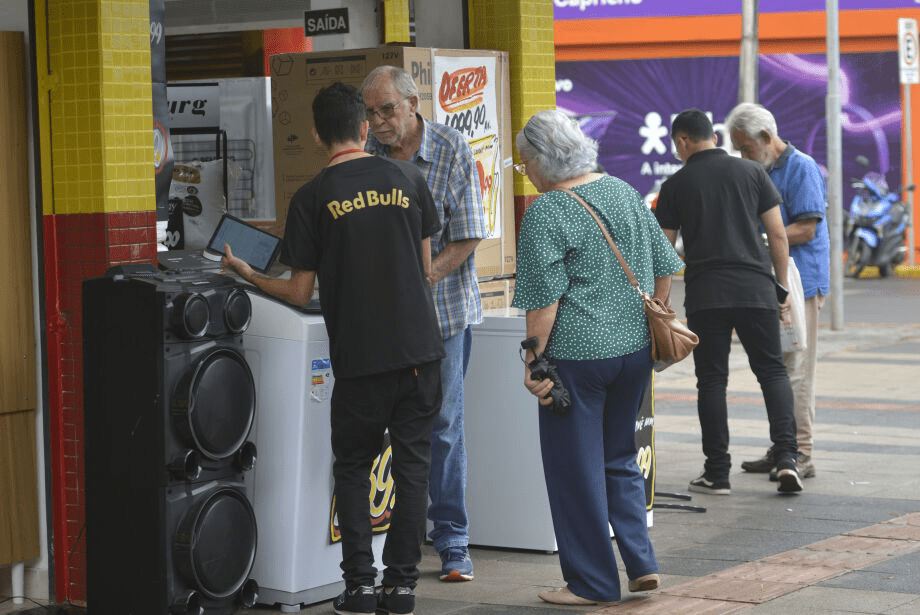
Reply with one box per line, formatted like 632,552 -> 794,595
511,175 -> 685,360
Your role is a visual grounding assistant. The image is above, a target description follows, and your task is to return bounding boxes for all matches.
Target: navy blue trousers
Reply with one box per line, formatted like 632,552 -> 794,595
539,346 -> 659,602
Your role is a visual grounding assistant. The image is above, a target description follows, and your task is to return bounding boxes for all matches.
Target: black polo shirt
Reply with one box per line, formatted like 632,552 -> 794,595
655,148 -> 782,315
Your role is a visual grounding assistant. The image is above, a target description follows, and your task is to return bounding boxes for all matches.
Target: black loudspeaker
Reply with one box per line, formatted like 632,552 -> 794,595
83,265 -> 259,615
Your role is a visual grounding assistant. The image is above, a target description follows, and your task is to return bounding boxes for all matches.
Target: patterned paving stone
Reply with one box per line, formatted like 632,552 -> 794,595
759,547 -> 890,570
710,562 -> 844,585
807,535 -> 919,557
661,577 -> 800,604
593,594 -> 749,615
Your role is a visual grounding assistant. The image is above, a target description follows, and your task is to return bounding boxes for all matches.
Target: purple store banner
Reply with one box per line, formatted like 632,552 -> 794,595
555,52 -> 902,212
554,1 -> 920,21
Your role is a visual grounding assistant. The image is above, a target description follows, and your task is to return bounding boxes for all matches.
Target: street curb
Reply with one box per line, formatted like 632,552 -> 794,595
855,264 -> 920,278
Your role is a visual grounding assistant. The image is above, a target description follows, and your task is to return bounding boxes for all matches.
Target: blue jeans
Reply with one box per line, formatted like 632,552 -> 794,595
688,308 -> 798,479
540,347 -> 659,602
427,326 -> 472,553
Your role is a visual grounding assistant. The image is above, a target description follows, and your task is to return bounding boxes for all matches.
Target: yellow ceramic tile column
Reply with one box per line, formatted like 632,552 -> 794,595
34,0 -> 155,603
43,0 -> 155,217
468,0 -> 555,226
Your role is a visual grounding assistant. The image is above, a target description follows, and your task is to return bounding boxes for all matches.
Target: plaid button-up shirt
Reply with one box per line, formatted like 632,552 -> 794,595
368,116 -> 486,339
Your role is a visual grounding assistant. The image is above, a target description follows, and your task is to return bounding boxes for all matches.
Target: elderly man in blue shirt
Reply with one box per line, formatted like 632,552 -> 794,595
727,102 -> 830,480
361,65 -> 487,583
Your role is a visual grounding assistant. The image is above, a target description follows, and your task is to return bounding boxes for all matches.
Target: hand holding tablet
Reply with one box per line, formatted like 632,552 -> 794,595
203,214 -> 282,274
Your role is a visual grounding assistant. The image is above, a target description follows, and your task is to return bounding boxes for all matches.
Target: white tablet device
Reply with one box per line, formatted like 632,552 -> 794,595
204,214 -> 283,274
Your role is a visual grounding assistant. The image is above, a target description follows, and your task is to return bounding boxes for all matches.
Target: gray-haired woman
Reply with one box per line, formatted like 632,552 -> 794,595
511,109 -> 684,606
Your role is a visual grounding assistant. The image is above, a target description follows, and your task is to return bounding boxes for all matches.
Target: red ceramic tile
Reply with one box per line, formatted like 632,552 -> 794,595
107,244 -> 131,262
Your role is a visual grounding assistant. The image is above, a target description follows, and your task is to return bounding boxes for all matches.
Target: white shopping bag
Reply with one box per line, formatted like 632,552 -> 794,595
781,257 -> 807,353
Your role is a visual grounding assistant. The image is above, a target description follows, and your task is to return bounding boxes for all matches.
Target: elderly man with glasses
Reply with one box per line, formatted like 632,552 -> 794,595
360,65 -> 487,583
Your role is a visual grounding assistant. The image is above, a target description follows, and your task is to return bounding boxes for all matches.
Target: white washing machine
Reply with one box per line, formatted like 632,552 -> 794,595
242,290 -> 385,612
463,311 -> 558,552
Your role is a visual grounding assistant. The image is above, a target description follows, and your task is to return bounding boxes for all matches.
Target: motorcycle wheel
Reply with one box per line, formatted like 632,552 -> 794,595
879,264 -> 892,277
847,239 -> 870,278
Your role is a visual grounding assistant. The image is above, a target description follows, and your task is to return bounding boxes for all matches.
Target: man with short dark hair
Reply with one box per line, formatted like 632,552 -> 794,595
361,65 -> 487,582
222,82 -> 445,615
655,108 -> 803,495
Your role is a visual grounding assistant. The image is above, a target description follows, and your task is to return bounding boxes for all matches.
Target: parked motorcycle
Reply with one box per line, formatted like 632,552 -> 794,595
845,156 -> 914,278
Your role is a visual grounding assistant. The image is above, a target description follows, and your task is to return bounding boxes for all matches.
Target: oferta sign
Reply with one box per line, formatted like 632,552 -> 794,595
433,54 -> 504,241
554,0 -> 920,21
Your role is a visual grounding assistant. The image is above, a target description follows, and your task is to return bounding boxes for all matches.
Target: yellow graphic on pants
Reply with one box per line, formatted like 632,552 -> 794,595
329,432 -> 395,543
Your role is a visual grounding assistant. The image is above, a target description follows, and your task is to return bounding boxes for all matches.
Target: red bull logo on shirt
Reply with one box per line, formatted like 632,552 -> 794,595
327,189 -> 410,220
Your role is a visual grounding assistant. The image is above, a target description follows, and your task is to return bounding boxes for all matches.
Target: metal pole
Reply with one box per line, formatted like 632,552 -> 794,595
739,0 -> 759,103
827,0 -> 844,330
907,84 -> 916,266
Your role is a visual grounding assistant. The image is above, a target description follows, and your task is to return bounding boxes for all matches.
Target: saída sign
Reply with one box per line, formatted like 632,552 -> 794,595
304,8 -> 349,36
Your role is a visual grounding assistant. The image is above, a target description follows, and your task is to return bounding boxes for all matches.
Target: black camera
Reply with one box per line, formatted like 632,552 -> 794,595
520,337 -> 571,416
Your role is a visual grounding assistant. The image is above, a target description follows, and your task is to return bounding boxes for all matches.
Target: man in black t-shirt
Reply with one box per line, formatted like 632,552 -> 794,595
655,109 -> 802,496
222,82 -> 444,615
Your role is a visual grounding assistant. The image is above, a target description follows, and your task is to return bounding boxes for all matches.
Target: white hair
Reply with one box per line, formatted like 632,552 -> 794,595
516,109 -> 598,183
725,102 -> 779,139
360,65 -> 419,99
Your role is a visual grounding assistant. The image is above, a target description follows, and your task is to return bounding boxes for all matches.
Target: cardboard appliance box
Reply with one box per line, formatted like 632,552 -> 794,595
269,46 -> 515,279
478,277 -> 515,311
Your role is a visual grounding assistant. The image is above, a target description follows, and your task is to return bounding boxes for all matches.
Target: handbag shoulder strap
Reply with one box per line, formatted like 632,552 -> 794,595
560,187 -> 641,292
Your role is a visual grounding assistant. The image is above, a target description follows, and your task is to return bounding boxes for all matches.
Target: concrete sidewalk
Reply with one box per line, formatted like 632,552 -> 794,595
253,276 -> 920,614
7,279 -> 914,615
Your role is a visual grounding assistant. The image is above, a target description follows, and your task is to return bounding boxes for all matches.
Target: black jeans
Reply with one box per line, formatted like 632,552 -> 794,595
330,360 -> 442,589
687,308 -> 797,479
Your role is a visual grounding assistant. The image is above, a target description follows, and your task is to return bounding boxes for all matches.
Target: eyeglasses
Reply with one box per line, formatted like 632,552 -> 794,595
366,98 -> 406,121
513,163 -> 527,176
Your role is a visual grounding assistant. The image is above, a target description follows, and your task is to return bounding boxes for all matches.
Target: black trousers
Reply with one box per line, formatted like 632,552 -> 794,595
330,360 -> 442,589
687,308 -> 798,479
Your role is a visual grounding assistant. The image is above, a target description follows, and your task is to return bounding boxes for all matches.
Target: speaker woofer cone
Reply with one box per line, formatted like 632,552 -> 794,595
172,348 -> 255,460
223,288 -> 252,333
174,488 -> 257,600
172,293 -> 210,339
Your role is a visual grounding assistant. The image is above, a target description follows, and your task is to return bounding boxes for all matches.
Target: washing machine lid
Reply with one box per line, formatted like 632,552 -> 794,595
244,290 -> 326,341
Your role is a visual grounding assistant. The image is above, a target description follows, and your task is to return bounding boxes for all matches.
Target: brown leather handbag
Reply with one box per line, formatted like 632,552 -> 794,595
561,188 -> 699,371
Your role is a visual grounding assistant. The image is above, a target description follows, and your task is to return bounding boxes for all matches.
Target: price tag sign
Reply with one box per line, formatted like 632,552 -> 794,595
899,18 -> 919,85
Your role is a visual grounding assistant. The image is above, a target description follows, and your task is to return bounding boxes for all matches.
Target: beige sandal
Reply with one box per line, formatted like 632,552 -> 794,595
628,573 -> 661,592
537,586 -> 618,606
